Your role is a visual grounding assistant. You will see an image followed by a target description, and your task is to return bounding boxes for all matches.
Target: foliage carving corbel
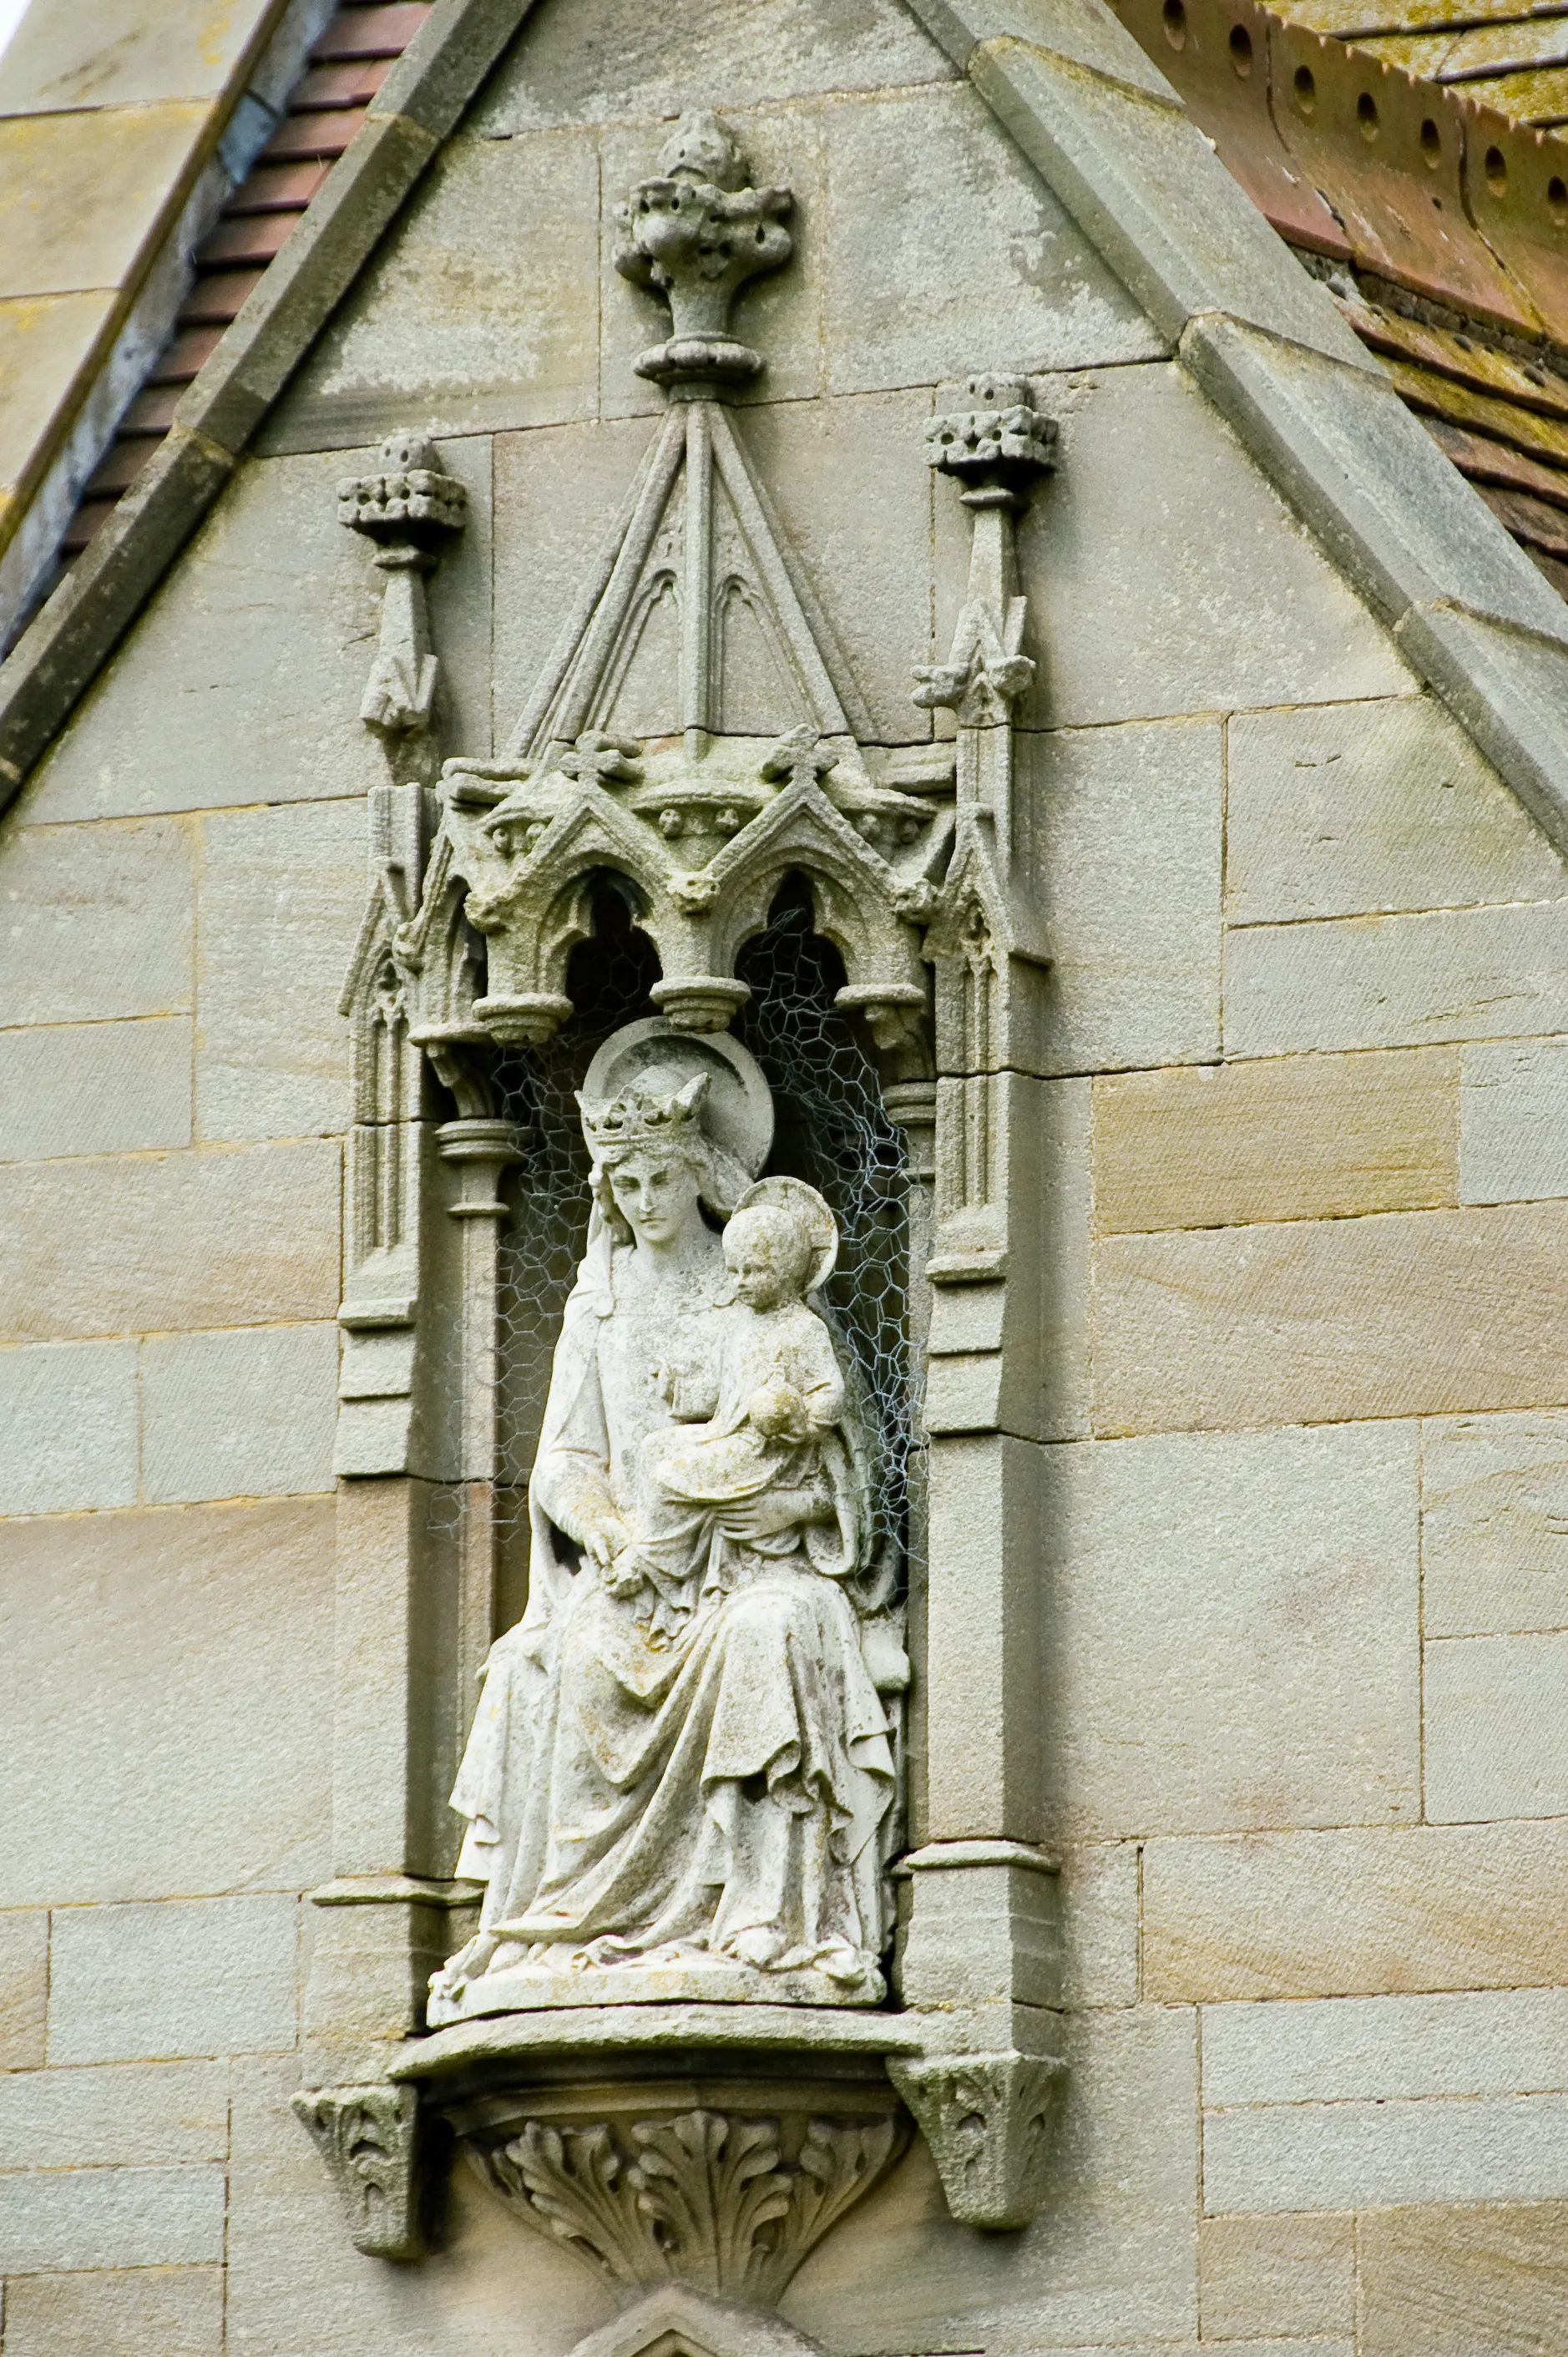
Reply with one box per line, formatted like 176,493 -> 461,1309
291,2083 -> 427,2261
886,2051 -> 1063,2231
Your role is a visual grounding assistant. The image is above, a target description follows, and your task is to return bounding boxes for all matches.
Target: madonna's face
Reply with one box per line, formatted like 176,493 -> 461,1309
607,1150 -> 705,1247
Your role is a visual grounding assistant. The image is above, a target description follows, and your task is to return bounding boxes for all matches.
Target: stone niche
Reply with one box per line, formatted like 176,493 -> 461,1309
302,108 -> 1066,2347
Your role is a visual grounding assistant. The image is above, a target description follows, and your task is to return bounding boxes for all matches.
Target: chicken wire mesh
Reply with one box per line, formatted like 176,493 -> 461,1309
484,878 -> 912,1596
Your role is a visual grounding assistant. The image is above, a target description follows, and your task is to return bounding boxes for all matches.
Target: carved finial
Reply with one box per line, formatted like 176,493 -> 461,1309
337,433 -> 468,745
926,376 -> 1056,506
614,111 -> 792,389
337,432 -> 468,551
759,725 -> 837,792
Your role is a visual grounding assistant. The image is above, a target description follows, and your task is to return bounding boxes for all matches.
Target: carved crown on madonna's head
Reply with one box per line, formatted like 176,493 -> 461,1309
574,1072 -> 711,1163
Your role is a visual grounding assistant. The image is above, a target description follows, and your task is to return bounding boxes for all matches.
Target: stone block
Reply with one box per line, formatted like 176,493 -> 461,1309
1142,1821 -> 1568,2000
1185,317 -> 1568,644
0,2267 -> 223,2357
1422,1410 -> 1568,1638
0,1017 -> 191,1161
0,1907 -> 47,2068
0,1498 -> 332,1909
821,81 -> 1160,400
195,799 -> 364,1143
23,448 -> 393,823
265,126 -> 599,452
1023,720 -> 1222,1075
0,0 -> 274,110
1225,697 -> 1565,926
1425,1629 -> 1568,1823
1058,1841 -> 1139,2007
1396,598 -> 1568,865
1358,2202 -> 1568,2357
1094,1201 -> 1568,1434
140,1323 -> 337,1504
1204,2088 -> 1568,2214
911,0 -> 1182,99
0,1338 -> 137,1515
0,2263 -> 222,2357
1009,363 -> 1407,733
224,2051 -> 609,2357
0,816 -> 192,1022
1040,1422 -> 1419,1842
1199,2212 -> 1354,2342
970,38 -> 1376,367
0,289 -> 117,510
1204,1987 -> 1568,2107
48,1894 -> 299,2065
1227,897 -> 1568,1060
0,104 -> 213,300
724,392 -> 936,742
0,2060 -> 228,2167
1093,1048 -> 1457,1233
1461,1036 -> 1568,1206
473,0 -> 954,134
0,1138 -> 340,1343
790,2005 -> 1196,2350
0,2168 -> 225,2274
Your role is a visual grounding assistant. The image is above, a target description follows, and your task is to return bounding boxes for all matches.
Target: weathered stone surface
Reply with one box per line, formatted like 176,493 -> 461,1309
1058,1841 -> 1139,2007
1226,696 -> 1565,926
1422,1410 -> 1568,1637
1205,1987 -> 1568,2107
1022,720 -> 1222,1075
0,1499 -> 332,1908
0,2058 -> 228,2167
0,1906 -> 48,2068
1143,1821 -> 1568,2000
266,127 -> 599,451
0,1139 -> 340,1343
23,450 -> 391,823
787,2006 -> 1198,2352
0,1016 -> 192,1161
0,1338 -> 137,1515
1461,1036 -> 1568,1206
1425,1629 -> 1568,1823
1225,899 -> 1568,1058
911,0 -> 1181,99
1040,1423 -> 1419,1842
48,1894 -> 299,2065
0,816 -> 192,1021
0,2266 -> 223,2357
821,82 -> 1160,399
141,1323 -> 337,1505
1093,1049 -> 1457,1233
0,289 -> 118,512
225,2052 -> 608,2357
0,104 -> 214,299
1095,1201 -> 1568,1434
1204,2087 -> 1568,2214
1009,365 -> 1407,731
1358,2202 -> 1568,2357
0,2167 -> 226,2274
473,0 -> 954,133
1397,597 -> 1568,869
0,0 -> 275,110
1199,2212 -> 1355,2343
195,800 -> 364,1143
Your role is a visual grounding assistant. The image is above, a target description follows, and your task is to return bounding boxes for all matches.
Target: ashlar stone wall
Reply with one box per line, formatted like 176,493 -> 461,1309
3,2 -> 1568,2354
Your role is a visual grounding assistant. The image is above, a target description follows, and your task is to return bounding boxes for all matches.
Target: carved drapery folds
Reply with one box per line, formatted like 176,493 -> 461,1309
313,101 -> 1067,2295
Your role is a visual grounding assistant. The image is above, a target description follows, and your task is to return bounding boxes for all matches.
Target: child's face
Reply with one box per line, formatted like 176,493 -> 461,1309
725,1211 -> 802,1310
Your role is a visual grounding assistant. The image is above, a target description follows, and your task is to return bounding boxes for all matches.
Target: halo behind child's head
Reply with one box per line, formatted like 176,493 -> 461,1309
730,1176 -> 837,1294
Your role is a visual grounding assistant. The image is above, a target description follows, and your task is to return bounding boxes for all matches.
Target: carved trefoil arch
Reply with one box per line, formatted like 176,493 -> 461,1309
315,106 -> 1066,2315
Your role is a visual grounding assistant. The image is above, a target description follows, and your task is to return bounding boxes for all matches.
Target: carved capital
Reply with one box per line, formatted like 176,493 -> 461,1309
291,2083 -> 426,2260
466,2099 -> 904,2300
926,375 -> 1056,499
615,111 -> 792,385
338,432 -> 468,549
887,2051 -> 1063,2230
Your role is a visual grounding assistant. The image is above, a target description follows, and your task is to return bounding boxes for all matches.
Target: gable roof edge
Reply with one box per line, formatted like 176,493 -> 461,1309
910,0 -> 1568,859
0,0 -> 539,812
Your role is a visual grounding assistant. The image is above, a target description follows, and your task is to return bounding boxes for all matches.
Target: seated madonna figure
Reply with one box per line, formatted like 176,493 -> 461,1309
428,1031 -> 900,2023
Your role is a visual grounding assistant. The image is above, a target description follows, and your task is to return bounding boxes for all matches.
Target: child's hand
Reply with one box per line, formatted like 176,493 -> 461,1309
748,1377 -> 808,1441
584,1514 -> 632,1568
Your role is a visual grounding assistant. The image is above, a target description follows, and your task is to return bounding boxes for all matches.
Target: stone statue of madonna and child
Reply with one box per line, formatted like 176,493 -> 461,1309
427,1021 -> 908,2026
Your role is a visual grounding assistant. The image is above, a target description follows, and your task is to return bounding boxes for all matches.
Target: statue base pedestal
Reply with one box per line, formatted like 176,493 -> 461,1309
427,1957 -> 886,2026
